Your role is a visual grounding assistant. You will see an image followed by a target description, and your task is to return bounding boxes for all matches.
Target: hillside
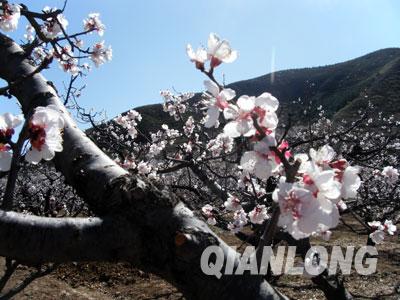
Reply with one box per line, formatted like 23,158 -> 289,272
130,48 -> 400,133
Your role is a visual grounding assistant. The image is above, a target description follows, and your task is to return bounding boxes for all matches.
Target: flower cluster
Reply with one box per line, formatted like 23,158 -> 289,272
161,124 -> 180,140
165,33 -> 372,243
115,156 -> 136,170
224,92 -> 279,138
227,209 -> 248,233
24,25 -> 35,42
183,116 -> 195,136
201,204 -> 217,225
114,110 -> 142,139
25,105 -> 65,164
90,41 -> 112,67
137,160 -> 152,175
0,2 -> 20,32
240,135 -> 281,180
206,133 -> 234,156
53,45 -> 80,75
83,13 -> 105,36
248,204 -> 270,224
0,113 -> 23,171
6,5 -> 113,77
41,7 -> 69,39
273,145 -> 361,239
187,33 -> 237,70
224,195 -> 242,211
203,196 -> 271,234
368,220 -> 397,244
0,107 -> 65,169
202,80 -> 236,128
381,166 -> 399,184
161,90 -> 193,121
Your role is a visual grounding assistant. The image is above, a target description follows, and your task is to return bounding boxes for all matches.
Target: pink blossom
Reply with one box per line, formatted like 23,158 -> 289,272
383,220 -> 397,235
90,41 -> 112,67
186,44 -> 207,70
228,209 -> 248,233
0,117 -> 16,166
309,145 -> 336,167
382,166 -> 399,184
203,80 -> 236,128
248,205 -> 269,224
0,3 -> 20,32
224,195 -> 242,212
223,96 -> 256,138
202,204 -> 217,225
369,230 -> 385,244
239,135 -> 277,180
83,13 -> 105,36
41,7 -> 68,39
273,178 -> 339,240
25,106 -> 64,164
207,33 -> 237,68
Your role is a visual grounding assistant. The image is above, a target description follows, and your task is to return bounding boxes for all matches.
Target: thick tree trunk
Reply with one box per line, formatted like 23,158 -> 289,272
0,210 -> 140,264
0,33 -> 288,299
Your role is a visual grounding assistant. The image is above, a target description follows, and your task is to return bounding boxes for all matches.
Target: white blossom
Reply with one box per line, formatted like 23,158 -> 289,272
161,90 -> 190,121
114,110 -> 142,139
90,41 -> 112,67
0,3 -> 20,32
137,161 -> 151,175
240,135 -> 277,180
228,209 -> 248,233
273,178 -> 339,240
369,230 -> 385,244
203,80 -> 236,128
367,220 -> 396,244
24,25 -> 35,42
248,205 -> 269,224
25,106 -> 64,164
223,96 -> 256,138
253,92 -> 279,131
206,133 -> 233,156
0,113 -> 24,171
202,204 -> 217,225
224,195 -> 242,212
183,116 -> 195,136
207,33 -> 237,68
41,8 -> 68,39
384,220 -> 397,235
340,166 -> 361,199
382,166 -> 399,184
186,44 -> 207,70
83,13 -> 105,36
309,145 -> 336,167
0,112 -> 24,138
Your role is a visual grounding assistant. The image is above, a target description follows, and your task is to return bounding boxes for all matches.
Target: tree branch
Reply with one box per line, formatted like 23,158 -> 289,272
0,32 -> 288,300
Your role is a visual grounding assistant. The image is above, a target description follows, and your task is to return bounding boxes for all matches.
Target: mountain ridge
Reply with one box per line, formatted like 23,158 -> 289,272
132,48 -> 400,133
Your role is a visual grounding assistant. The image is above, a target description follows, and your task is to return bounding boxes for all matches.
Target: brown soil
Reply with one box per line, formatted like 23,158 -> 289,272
1,215 -> 399,300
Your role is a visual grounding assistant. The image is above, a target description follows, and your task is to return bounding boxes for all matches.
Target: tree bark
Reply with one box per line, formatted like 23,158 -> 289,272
0,33 -> 288,299
0,210 -> 139,264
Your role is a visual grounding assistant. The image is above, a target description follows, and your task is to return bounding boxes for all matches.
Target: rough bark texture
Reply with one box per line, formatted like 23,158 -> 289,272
0,33 -> 288,299
0,210 -> 140,264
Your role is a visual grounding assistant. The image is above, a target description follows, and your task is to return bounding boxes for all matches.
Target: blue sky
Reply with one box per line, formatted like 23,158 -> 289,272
1,0 -> 400,126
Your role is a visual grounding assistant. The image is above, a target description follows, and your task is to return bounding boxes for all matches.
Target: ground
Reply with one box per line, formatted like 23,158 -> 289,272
1,215 -> 399,300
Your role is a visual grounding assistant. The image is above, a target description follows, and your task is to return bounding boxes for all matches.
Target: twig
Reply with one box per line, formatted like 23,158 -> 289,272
1,122 -> 28,211
0,264 -> 57,300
